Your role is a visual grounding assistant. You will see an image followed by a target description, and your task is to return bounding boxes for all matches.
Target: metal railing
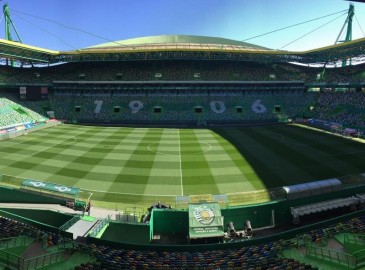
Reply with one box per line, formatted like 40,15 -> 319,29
22,250 -> 65,270
0,246 -> 65,270
89,215 -> 110,237
306,244 -> 356,269
59,215 -> 81,232
0,236 -> 29,250
344,233 -> 365,247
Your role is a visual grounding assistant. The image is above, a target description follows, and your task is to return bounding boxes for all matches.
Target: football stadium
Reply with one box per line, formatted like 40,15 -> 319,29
0,1 -> 365,269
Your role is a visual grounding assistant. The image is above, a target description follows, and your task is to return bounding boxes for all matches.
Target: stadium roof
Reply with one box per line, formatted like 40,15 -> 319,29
0,39 -> 59,63
0,34 -> 364,65
88,35 -> 272,51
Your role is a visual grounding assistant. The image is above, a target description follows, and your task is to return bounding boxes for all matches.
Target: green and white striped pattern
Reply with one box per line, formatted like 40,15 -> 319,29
0,124 -> 364,207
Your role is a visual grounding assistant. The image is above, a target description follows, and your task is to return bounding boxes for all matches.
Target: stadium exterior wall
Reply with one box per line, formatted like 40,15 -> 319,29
0,208 -> 73,228
0,186 -> 64,204
152,210 -> 188,235
100,222 -> 150,245
0,209 -> 73,238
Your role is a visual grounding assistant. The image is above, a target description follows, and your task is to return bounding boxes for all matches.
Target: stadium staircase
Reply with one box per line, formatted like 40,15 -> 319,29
66,216 -> 98,240
283,233 -> 365,270
22,241 -> 48,258
0,236 -> 69,270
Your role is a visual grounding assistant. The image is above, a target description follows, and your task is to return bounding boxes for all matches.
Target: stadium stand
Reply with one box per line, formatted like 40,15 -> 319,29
0,98 -> 48,128
0,215 -> 308,269
43,89 -> 317,124
0,217 -> 63,247
1,60 -> 364,131
314,91 -> 365,128
0,61 -> 364,84
1,27 -> 365,269
3,212 -> 365,269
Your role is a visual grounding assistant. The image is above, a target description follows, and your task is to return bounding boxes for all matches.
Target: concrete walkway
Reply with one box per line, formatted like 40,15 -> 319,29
67,219 -> 98,239
0,203 -> 120,220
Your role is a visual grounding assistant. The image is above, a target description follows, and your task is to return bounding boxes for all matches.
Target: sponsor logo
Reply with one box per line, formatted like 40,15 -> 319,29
54,186 -> 71,193
29,181 -> 71,193
194,206 -> 215,225
30,181 -> 46,188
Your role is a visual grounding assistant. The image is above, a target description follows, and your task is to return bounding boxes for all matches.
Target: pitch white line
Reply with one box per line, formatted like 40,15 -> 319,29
178,129 -> 184,196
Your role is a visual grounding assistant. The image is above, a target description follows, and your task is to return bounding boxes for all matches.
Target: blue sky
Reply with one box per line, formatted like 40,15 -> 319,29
1,0 -> 365,52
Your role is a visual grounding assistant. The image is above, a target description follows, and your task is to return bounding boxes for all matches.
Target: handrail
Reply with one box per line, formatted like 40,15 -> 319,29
344,233 -> 365,246
0,236 -> 28,250
59,215 -> 80,231
89,215 -> 110,237
306,244 -> 356,268
0,249 -> 22,270
0,243 -> 66,270
23,249 -> 65,263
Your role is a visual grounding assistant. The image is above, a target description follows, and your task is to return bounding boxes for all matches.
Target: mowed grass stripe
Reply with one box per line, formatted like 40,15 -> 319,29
181,129 -> 220,195
247,126 -> 363,183
0,126 -> 96,182
269,125 -> 363,173
73,128 -> 135,191
213,127 -> 312,188
105,128 -> 161,200
209,129 -> 267,192
193,129 -> 256,194
1,124 -> 364,207
103,128 -> 184,203
0,125 -> 98,158
277,125 -> 365,169
144,128 -> 182,196
39,126 -> 111,187
255,126 -> 361,178
247,126 -> 347,184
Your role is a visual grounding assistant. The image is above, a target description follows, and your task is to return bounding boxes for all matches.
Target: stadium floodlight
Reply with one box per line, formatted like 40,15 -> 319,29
227,221 -> 236,237
245,220 -> 253,237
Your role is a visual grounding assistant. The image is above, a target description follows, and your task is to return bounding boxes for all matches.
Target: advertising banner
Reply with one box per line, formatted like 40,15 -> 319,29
188,202 -> 224,239
22,179 -> 80,196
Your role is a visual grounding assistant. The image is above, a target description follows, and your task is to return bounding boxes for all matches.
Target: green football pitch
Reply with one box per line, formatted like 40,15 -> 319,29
0,124 -> 364,208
